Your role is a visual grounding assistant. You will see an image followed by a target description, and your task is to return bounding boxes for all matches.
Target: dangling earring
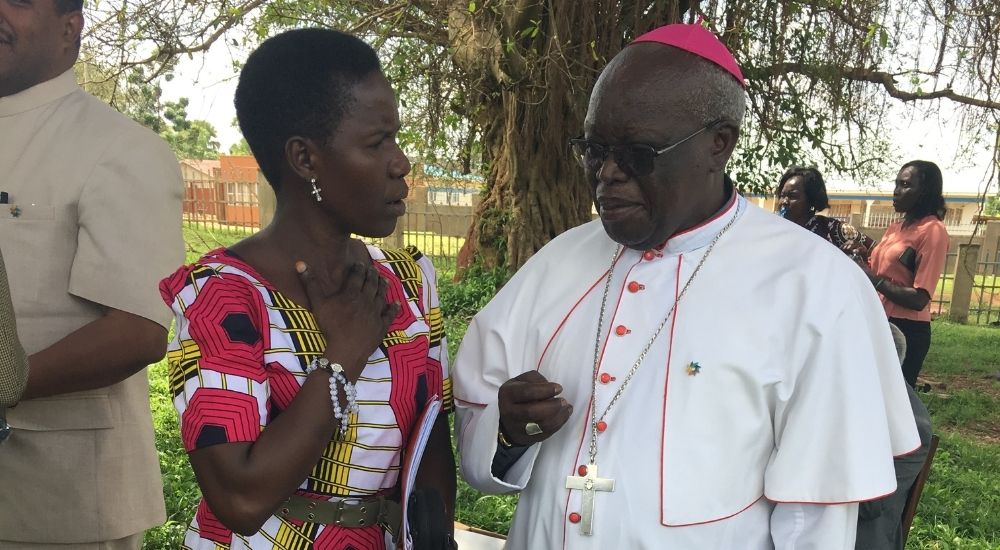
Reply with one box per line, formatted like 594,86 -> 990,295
310,177 -> 322,202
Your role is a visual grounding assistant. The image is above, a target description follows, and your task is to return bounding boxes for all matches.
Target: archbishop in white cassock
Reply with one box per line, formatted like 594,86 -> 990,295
452,22 -> 920,550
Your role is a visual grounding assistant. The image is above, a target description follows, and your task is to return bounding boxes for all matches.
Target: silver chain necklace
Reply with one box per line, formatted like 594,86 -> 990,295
586,200 -> 741,466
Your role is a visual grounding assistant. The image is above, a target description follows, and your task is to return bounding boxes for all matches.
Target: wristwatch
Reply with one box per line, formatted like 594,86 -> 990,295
497,422 -> 517,449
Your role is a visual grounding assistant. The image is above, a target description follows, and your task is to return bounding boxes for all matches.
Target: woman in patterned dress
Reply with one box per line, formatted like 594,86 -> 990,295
776,166 -> 876,259
160,29 -> 455,550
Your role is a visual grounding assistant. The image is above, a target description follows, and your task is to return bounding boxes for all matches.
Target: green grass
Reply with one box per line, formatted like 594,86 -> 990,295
145,357 -> 201,548
907,434 -> 1000,548
938,274 -> 1000,296
905,320 -> 1000,548
143,232 -> 1000,547
924,320 -> 1000,376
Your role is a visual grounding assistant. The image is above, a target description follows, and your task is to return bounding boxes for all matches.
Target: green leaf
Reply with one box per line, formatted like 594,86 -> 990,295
878,28 -> 889,49
468,1 -> 476,13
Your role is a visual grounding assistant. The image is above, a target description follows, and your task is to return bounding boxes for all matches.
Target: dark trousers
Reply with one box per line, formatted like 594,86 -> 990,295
889,317 -> 932,387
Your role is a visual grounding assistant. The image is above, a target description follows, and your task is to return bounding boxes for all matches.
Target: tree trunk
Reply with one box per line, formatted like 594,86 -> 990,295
451,0 -> 688,272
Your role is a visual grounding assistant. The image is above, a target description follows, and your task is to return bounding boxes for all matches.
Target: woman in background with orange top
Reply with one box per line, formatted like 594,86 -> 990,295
855,160 -> 949,388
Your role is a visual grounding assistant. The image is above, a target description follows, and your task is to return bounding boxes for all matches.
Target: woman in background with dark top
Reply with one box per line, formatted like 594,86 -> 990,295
1,249 -> 29,443
776,166 -> 876,258
854,161 -> 949,388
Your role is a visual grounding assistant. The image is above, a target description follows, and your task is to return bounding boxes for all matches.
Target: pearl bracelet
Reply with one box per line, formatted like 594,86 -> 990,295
307,357 -> 358,435
329,371 -> 359,436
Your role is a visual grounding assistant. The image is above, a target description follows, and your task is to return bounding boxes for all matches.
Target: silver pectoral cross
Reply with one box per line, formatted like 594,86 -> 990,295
565,463 -> 615,535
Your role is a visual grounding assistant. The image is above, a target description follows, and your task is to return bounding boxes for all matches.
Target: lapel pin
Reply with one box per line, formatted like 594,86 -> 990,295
9,205 -> 21,218
686,361 -> 701,376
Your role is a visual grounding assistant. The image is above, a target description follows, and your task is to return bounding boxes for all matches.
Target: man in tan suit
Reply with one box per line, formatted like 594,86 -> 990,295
0,1 -> 183,547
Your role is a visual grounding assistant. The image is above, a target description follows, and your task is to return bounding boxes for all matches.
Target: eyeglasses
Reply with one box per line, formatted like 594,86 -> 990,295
569,119 -> 722,177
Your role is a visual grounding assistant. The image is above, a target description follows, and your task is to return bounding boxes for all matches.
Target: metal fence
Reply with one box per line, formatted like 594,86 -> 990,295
182,179 -> 262,234
930,252 -> 958,318
931,239 -> 1000,325
183,179 -> 473,272
969,248 -> 1000,325
183,177 -> 1000,324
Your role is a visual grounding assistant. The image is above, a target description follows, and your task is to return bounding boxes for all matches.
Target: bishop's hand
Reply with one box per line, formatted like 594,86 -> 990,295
498,371 -> 573,446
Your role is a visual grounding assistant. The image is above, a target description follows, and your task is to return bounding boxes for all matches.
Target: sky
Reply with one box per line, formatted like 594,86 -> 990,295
158,34 -> 997,199
159,40 -> 247,151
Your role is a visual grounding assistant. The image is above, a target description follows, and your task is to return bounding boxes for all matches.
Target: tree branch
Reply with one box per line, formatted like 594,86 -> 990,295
124,0 -> 269,66
748,62 -> 1000,110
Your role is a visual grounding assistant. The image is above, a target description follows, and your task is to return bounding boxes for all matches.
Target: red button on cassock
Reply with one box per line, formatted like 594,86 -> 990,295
614,325 -> 629,336
596,420 -> 608,433
642,251 -> 656,261
578,465 -> 588,476
599,372 -> 613,384
627,281 -> 644,293
569,512 -> 582,524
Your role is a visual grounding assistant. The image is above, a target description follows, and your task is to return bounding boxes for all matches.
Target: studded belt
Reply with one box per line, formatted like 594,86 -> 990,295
278,494 -> 402,538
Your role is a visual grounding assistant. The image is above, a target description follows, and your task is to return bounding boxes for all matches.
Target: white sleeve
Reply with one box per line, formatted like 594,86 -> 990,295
771,502 -> 858,549
764,267 -> 920,502
455,398 -> 541,493
453,310 -> 542,494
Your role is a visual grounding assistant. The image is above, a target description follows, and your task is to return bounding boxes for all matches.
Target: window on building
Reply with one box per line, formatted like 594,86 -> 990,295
225,182 -> 258,204
428,191 -> 448,205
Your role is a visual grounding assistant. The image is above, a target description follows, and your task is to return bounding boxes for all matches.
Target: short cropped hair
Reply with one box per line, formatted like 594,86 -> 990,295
675,51 -> 747,128
776,166 -> 829,211
234,28 -> 382,189
55,0 -> 84,13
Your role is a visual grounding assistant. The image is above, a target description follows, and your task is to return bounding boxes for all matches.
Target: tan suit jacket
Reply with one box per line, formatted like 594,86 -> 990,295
0,249 -> 28,407
0,70 -> 183,543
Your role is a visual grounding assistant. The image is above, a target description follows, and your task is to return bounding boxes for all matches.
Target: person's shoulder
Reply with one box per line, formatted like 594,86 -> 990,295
528,219 -> 608,264
737,201 -> 859,275
812,213 -> 837,225
918,215 -> 948,234
370,244 -> 438,281
158,248 -> 258,304
72,89 -> 174,155
737,201 -> 829,247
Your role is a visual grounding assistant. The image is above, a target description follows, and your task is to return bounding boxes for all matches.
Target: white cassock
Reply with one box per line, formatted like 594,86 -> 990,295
453,194 -> 920,549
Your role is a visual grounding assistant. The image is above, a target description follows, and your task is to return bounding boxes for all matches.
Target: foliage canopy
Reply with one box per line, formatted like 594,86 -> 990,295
80,0 -> 1000,270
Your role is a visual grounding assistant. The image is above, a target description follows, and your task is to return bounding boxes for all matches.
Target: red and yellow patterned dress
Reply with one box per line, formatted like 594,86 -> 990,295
160,246 -> 452,550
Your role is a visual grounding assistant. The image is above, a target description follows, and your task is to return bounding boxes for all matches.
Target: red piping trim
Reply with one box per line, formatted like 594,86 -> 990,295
662,495 -> 765,527
588,258 -> 640,378
536,248 -> 626,372
560,400 -> 594,550
767,486 -> 897,505
663,191 -> 738,243
659,255 -> 683,526
893,442 -> 923,459
455,250 -> 626,417
556,248 -> 629,550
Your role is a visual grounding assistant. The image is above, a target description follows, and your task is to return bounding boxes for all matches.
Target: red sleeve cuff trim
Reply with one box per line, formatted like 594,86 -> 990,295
454,397 -> 487,408
767,486 -> 897,505
660,495 -> 764,527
